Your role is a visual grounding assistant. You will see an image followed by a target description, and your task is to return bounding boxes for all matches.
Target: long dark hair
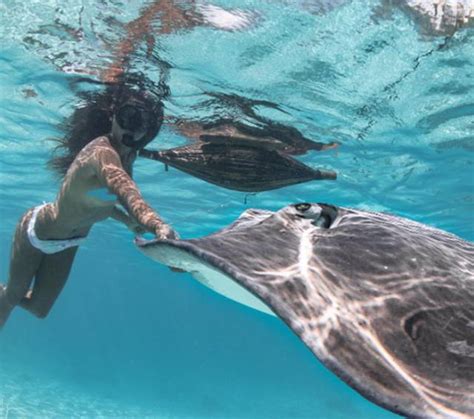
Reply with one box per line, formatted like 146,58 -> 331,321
48,74 -> 165,177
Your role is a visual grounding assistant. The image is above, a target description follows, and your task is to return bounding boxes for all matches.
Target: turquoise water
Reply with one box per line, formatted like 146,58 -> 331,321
0,0 -> 473,417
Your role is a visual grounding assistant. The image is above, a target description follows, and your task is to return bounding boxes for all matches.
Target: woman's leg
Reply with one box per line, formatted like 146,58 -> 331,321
0,210 -> 43,328
19,246 -> 79,318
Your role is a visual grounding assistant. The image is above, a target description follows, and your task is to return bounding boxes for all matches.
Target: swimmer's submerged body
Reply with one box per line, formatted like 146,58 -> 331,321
0,90 -> 177,328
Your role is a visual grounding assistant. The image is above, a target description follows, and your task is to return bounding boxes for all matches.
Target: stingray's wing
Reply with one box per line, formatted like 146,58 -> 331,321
137,203 -> 474,418
220,208 -> 274,231
138,208 -> 277,316
140,142 -> 336,192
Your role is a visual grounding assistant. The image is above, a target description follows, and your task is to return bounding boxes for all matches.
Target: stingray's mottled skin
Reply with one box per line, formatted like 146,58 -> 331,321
140,140 -> 336,192
137,203 -> 474,418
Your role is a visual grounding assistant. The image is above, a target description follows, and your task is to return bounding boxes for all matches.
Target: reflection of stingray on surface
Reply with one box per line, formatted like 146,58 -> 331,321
146,92 -> 339,192
140,137 -> 336,192
179,92 -> 340,155
197,119 -> 339,155
137,203 -> 474,418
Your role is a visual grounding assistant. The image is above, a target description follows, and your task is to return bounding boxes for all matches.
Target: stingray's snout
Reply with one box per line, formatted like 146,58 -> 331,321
293,203 -> 337,228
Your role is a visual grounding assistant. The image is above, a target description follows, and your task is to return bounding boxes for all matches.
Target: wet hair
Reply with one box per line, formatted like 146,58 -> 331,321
48,75 -> 165,177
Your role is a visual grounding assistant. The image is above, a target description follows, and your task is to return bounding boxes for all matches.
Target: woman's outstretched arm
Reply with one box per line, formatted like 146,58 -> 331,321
92,144 -> 176,238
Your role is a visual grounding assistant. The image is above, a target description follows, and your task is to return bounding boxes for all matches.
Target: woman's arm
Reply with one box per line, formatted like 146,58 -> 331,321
92,145 -> 176,238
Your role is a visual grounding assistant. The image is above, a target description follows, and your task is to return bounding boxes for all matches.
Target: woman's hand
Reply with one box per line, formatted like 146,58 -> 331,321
154,222 -> 183,272
154,222 -> 179,240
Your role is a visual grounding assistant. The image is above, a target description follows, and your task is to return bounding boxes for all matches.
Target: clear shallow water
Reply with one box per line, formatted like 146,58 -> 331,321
0,0 -> 473,417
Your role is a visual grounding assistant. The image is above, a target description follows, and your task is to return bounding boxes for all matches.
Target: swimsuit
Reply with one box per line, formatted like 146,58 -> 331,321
27,188 -> 116,254
27,204 -> 87,254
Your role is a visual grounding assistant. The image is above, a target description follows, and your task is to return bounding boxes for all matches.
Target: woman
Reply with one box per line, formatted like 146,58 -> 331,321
0,85 -> 177,328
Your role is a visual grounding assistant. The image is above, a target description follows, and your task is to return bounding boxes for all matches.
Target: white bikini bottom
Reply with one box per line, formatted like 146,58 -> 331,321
27,204 -> 86,254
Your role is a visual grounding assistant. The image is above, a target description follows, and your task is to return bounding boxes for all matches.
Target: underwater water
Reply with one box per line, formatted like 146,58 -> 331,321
0,0 -> 473,417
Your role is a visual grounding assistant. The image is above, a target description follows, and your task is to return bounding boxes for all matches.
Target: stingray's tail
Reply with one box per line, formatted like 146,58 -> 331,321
139,148 -> 164,161
315,169 -> 337,180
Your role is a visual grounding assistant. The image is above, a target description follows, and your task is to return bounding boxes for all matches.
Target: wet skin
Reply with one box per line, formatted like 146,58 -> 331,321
0,122 -> 175,328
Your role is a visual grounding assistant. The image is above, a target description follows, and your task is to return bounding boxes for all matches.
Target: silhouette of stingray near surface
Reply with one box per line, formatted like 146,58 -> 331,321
182,92 -> 339,155
140,135 -> 337,192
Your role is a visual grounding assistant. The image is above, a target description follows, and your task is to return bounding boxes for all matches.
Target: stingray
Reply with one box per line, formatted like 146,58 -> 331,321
140,138 -> 336,192
136,203 -> 474,418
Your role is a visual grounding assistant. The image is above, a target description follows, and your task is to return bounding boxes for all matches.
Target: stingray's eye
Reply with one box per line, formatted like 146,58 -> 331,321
313,214 -> 331,228
294,203 -> 311,213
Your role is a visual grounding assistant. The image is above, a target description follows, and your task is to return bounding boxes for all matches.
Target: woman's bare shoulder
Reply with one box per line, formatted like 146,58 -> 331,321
74,136 -> 121,169
79,136 -> 120,159
79,136 -> 114,154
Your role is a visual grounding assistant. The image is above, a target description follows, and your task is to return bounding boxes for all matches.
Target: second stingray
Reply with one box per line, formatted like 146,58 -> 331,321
140,136 -> 336,192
